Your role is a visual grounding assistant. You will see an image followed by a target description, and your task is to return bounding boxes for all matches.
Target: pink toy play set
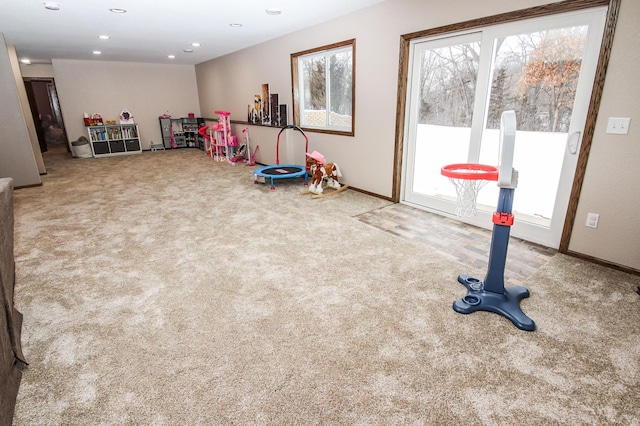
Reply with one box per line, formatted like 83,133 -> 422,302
198,110 -> 253,164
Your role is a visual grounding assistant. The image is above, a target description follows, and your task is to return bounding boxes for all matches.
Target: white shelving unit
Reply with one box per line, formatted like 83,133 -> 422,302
87,124 -> 142,157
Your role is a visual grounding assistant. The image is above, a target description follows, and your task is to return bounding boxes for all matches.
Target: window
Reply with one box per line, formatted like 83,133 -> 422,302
291,39 -> 355,136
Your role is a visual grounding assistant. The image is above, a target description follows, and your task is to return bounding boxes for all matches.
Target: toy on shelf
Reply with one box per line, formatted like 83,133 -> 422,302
91,113 -> 103,125
302,150 -> 348,199
119,109 -> 134,124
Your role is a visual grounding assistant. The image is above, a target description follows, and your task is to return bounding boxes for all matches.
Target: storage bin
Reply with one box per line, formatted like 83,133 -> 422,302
71,140 -> 92,158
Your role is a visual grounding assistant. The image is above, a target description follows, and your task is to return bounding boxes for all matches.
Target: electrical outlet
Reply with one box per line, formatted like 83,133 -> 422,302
606,117 -> 631,134
586,213 -> 599,228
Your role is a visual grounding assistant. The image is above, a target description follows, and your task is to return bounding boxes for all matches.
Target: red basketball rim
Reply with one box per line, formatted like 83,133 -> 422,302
441,163 -> 499,181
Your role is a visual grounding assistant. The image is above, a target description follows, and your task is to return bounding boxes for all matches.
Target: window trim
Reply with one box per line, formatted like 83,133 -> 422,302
291,38 -> 356,137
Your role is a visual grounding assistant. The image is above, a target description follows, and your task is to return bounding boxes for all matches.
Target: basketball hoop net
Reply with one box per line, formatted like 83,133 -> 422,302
441,163 -> 499,217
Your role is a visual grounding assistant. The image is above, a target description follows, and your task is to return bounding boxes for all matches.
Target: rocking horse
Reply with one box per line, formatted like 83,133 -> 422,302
302,151 -> 348,198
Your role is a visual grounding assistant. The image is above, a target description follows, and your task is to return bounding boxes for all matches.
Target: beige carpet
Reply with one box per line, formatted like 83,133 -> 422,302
11,147 -> 640,425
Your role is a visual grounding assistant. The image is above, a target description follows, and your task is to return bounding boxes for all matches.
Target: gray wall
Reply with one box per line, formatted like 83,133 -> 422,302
52,60 -> 201,151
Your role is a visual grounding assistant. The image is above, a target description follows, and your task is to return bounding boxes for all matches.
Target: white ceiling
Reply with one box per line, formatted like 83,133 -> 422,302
0,0 -> 386,66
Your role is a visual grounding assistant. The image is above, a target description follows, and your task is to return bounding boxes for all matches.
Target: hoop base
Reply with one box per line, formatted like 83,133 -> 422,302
454,274 -> 535,331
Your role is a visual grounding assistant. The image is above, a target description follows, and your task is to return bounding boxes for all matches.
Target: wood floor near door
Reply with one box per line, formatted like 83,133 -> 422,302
356,203 -> 557,287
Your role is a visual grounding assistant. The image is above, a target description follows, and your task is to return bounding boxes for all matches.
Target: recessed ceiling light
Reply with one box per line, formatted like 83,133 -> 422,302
266,8 -> 282,15
21,59 -> 31,65
229,23 -> 242,27
183,49 -> 193,53
168,55 -> 176,59
93,51 -> 102,55
44,2 -> 60,11
109,8 -> 127,13
98,35 -> 110,40
191,42 -> 200,47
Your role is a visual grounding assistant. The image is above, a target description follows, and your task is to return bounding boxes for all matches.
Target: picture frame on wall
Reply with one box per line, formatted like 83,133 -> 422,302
261,83 -> 270,125
278,104 -> 287,127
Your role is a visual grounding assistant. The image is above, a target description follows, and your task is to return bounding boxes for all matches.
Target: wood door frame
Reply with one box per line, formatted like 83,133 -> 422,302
392,0 -> 620,253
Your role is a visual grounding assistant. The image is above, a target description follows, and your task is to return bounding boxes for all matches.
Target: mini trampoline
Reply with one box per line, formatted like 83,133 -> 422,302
254,125 -> 309,190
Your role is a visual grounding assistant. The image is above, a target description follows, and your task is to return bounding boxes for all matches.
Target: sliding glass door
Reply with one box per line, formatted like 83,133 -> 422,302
402,8 -> 607,248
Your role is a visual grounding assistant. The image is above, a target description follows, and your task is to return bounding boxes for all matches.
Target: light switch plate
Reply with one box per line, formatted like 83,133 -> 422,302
606,117 -> 631,134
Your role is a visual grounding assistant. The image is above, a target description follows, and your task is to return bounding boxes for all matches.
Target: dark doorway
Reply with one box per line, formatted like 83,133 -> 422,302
23,78 -> 68,153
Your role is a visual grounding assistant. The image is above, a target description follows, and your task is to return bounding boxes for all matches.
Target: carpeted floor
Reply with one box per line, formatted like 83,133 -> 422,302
11,147 -> 640,425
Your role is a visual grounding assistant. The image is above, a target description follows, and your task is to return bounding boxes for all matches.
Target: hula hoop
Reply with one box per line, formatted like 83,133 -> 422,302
276,124 -> 308,165
441,163 -> 499,181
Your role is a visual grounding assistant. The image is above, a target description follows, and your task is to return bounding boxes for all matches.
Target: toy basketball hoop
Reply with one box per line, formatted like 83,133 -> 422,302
443,111 -> 535,331
441,163 -> 499,217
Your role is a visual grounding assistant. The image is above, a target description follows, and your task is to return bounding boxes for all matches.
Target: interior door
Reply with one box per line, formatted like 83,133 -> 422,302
402,8 -> 607,248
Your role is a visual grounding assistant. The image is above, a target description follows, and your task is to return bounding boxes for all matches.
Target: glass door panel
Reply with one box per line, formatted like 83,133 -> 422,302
403,34 -> 481,213
478,25 -> 590,229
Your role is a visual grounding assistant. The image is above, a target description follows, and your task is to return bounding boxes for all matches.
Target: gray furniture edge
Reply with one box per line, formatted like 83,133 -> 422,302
0,177 -> 27,424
